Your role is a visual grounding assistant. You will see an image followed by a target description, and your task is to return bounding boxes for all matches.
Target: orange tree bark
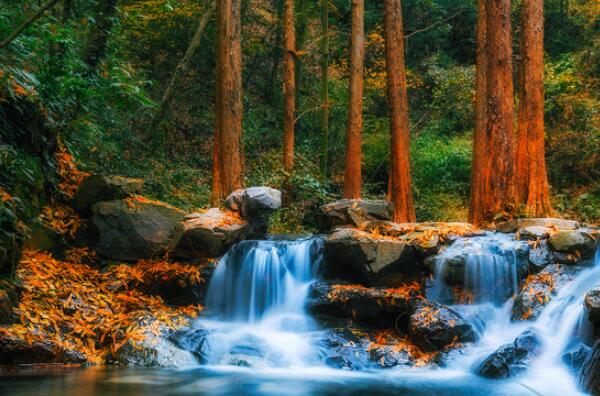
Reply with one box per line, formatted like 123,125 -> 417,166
469,0 -> 487,224
319,0 -> 330,179
516,0 -> 552,216
383,0 -> 416,222
343,0 -> 365,199
471,0 -> 517,225
283,0 -> 296,174
212,0 -> 243,205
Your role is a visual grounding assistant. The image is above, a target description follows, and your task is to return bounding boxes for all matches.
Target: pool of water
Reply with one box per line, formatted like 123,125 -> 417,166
0,366 -> 539,396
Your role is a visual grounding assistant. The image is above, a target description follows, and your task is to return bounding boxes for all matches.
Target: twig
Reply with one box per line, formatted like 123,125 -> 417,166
0,0 -> 60,49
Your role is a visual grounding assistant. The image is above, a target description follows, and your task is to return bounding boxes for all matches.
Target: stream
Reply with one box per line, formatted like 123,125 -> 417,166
2,235 -> 599,395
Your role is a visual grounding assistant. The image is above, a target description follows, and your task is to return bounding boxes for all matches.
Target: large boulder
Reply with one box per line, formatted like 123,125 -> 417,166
496,218 -> 580,233
226,187 -> 282,237
174,208 -> 249,259
306,281 -> 420,323
477,330 -> 543,379
318,199 -> 393,230
408,300 -> 477,352
585,288 -> 600,324
323,228 -> 419,285
73,175 -> 143,213
548,230 -> 597,263
90,198 -> 185,261
0,334 -> 86,365
512,265 -> 584,321
23,219 -> 63,256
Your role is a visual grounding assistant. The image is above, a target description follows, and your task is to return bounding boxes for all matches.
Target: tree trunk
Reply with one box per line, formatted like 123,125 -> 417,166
469,0 -> 487,225
516,0 -> 552,216
319,0 -> 330,179
283,0 -> 296,174
295,0 -> 308,108
383,0 -> 416,222
212,0 -> 243,205
343,0 -> 365,199
83,0 -> 118,69
472,0 -> 517,224
148,2 -> 215,138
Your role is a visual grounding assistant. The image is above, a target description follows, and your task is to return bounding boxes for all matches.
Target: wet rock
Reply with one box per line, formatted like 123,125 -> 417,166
318,199 -> 393,230
549,230 -> 597,263
516,226 -> 553,241
90,198 -> 184,261
496,218 -> 580,233
563,344 -> 590,374
226,187 -> 282,237
0,285 -> 19,324
477,330 -> 542,379
580,341 -> 600,395
306,281 -> 418,323
528,239 -> 552,273
319,328 -> 372,370
323,228 -> 419,285
512,265 -> 584,321
173,208 -> 249,259
0,335 -> 86,365
73,175 -> 143,213
110,320 -> 196,367
169,326 -> 211,363
408,300 -> 477,352
585,289 -> 600,323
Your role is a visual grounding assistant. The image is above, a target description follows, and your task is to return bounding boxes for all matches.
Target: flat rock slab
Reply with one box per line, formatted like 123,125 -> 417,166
496,218 -> 580,233
91,198 -> 185,261
174,208 -> 249,259
319,199 -> 393,229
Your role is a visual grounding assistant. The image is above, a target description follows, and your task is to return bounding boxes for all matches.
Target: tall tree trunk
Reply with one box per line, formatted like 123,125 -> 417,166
265,0 -> 284,103
212,0 -> 243,205
471,0 -> 517,224
383,0 -> 416,222
148,2 -> 215,138
516,0 -> 552,216
469,0 -> 487,225
343,0 -> 365,199
295,0 -> 308,109
83,0 -> 118,69
283,0 -> 296,174
319,0 -> 330,179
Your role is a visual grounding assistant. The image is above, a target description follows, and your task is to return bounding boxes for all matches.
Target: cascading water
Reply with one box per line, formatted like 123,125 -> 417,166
428,233 -> 527,304
192,237 -> 325,368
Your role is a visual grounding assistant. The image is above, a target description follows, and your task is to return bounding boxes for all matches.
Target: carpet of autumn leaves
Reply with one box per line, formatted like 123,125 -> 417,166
0,249 -> 204,364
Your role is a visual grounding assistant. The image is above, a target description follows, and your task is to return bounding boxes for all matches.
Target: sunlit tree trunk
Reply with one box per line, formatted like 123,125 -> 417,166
343,0 -> 364,199
319,0 -> 330,179
212,0 -> 243,205
469,0 -> 487,225
383,0 -> 416,222
472,0 -> 517,224
516,0 -> 552,217
283,0 -> 296,174
83,0 -> 118,69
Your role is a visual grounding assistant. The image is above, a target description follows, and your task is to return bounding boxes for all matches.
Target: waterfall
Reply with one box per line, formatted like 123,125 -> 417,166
428,233 -> 527,305
195,237 -> 325,367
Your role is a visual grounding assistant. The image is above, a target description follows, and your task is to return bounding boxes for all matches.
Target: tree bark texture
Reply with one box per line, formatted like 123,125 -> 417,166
283,0 -> 296,174
319,0 -> 330,179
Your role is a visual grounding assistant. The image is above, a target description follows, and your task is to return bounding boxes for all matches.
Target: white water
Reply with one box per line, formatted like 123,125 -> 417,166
187,233 -> 600,395
199,238 -> 325,367
430,239 -> 600,396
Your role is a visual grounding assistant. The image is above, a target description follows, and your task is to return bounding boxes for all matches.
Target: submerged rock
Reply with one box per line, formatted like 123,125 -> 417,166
323,228 -> 419,285
512,265 -> 584,321
90,198 -> 185,261
318,199 -> 393,230
169,326 -> 211,363
73,175 -> 143,213
408,300 -> 477,352
173,208 -> 249,259
477,330 -> 543,379
306,281 -> 420,323
226,186 -> 282,237
580,341 -> 600,395
0,335 -> 86,365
